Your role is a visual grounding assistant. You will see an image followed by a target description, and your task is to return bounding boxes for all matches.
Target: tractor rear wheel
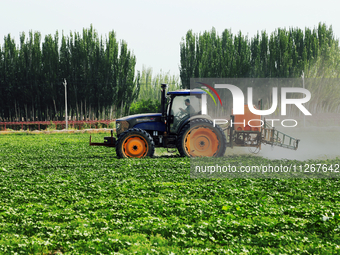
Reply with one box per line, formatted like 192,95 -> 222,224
116,128 -> 155,158
177,119 -> 227,157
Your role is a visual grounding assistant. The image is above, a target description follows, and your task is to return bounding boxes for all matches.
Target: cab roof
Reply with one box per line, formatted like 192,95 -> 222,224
167,89 -> 206,95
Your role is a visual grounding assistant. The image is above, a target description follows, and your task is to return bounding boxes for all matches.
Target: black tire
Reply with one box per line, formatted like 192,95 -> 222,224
116,128 -> 155,158
177,118 -> 227,157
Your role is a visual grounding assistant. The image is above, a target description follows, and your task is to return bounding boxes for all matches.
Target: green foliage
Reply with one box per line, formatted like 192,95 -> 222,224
0,25 -> 139,121
129,99 -> 161,115
82,122 -> 90,129
108,121 -> 115,129
303,39 -> 340,113
180,23 -> 338,88
47,121 -> 56,130
0,133 -> 340,253
137,66 -> 181,102
128,66 -> 181,117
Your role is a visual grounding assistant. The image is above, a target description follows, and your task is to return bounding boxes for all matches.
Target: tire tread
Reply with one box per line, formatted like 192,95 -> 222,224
116,128 -> 155,158
177,118 -> 227,157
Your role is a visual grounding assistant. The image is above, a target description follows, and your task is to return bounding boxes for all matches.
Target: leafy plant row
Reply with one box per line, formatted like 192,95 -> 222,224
0,133 -> 339,254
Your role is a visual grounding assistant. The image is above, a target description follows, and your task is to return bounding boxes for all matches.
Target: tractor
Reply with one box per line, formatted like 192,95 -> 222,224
90,84 -> 299,158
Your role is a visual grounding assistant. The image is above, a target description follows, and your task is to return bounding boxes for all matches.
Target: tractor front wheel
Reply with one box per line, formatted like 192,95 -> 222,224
177,119 -> 227,157
116,128 -> 155,158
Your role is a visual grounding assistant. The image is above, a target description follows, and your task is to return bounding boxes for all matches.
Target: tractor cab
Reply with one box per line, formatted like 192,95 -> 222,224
166,90 -> 206,134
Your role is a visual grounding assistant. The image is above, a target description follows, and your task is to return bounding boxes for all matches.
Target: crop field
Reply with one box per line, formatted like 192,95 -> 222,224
1,132 -> 340,254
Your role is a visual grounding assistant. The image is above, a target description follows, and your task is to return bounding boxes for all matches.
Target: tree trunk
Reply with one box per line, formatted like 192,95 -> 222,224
18,103 -> 21,121
76,102 -> 79,120
85,100 -> 87,120
15,100 -> 18,121
25,104 -> 28,122
120,101 -> 123,118
98,101 -> 100,120
53,98 -> 57,120
80,101 -> 83,121
110,105 -> 113,120
31,102 -> 35,121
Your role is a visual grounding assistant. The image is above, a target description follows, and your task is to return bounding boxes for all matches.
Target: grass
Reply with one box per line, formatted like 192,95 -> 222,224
0,133 -> 340,254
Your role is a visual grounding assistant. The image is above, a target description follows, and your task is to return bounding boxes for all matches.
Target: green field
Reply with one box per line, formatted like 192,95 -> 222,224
0,132 -> 340,254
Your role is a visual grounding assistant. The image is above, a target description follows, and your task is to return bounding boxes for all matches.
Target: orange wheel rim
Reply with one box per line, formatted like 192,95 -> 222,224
184,126 -> 219,157
122,135 -> 148,158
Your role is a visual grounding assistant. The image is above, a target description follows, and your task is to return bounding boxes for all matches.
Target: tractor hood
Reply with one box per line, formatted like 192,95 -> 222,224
116,113 -> 165,135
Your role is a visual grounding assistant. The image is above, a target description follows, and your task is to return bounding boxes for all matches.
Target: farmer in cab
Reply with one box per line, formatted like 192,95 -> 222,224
180,98 -> 195,115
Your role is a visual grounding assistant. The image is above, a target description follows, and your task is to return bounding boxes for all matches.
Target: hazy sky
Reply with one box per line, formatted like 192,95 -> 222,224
1,0 -> 340,77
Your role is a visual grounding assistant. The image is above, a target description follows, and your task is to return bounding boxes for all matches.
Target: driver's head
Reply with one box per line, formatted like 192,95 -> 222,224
185,99 -> 190,106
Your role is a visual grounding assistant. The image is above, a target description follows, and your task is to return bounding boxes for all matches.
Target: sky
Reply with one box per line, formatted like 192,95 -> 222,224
1,0 -> 340,77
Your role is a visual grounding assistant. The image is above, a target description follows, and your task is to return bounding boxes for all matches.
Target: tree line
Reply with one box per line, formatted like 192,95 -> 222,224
1,23 -> 339,121
180,23 -> 340,115
180,23 -> 339,88
0,25 -> 138,122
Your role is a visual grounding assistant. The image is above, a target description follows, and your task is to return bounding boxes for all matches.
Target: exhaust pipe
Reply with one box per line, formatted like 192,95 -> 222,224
161,84 -> 167,122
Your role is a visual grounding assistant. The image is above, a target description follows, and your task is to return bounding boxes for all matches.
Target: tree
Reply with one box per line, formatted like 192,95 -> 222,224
0,25 -> 140,121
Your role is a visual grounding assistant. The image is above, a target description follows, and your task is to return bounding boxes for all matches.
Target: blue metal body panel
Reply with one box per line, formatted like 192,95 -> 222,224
134,121 -> 166,132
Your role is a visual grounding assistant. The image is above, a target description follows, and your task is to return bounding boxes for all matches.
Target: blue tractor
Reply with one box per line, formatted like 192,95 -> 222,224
90,84 -> 227,158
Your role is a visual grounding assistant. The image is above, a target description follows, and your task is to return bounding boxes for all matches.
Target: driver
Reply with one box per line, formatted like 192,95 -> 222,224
179,99 -> 195,115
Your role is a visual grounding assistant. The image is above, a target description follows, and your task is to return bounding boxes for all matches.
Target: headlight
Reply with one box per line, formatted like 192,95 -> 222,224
116,122 -> 121,130
116,120 -> 129,135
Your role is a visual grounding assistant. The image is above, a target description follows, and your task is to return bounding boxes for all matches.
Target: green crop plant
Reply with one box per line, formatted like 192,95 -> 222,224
0,133 -> 339,254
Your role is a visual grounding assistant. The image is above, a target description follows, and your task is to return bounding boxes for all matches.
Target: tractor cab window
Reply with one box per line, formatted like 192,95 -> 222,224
169,95 -> 201,133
